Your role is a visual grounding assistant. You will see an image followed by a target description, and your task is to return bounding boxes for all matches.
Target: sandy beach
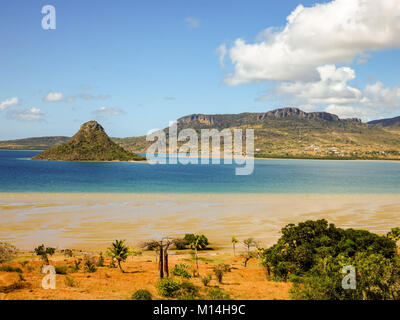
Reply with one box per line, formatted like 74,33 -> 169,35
1,193 -> 399,251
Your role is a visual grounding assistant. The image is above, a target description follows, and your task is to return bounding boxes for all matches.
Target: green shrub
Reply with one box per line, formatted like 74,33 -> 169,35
55,265 -> 68,275
132,289 -> 152,300
97,252 -> 104,267
157,278 -> 181,297
84,255 -> 97,273
201,274 -> 212,286
176,281 -> 200,300
64,276 -> 76,287
213,265 -> 225,284
206,287 -> 231,300
171,264 -> 191,278
0,265 -> 22,273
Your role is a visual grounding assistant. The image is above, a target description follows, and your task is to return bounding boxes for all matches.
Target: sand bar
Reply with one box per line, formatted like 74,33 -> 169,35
0,193 -> 399,251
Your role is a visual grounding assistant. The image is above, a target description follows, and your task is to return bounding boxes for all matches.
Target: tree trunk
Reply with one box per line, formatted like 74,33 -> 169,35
163,244 -> 170,277
195,246 -> 199,270
118,260 -> 124,273
158,245 -> 164,279
233,244 -> 235,256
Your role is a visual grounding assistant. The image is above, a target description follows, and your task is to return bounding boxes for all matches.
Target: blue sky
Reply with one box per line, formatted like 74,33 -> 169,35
1,0 -> 400,139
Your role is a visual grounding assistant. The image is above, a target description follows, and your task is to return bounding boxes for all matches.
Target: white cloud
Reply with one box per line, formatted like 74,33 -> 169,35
185,17 -> 200,29
92,106 -> 123,117
274,65 -> 364,105
259,64 -> 400,120
44,91 -> 109,102
8,107 -> 45,121
223,0 -> 400,85
43,91 -> 64,102
216,44 -> 227,67
0,97 -> 19,111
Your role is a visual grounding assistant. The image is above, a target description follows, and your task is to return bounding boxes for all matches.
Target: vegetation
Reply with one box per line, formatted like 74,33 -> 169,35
387,227 -> 400,241
171,264 -> 191,278
213,265 -> 225,284
132,289 -> 152,300
55,265 -> 68,275
200,274 -> 212,286
184,234 -> 209,269
34,245 -> 55,265
260,219 -> 399,300
0,265 -> 22,273
205,287 -> 231,300
231,237 -> 239,256
0,242 -> 17,263
32,121 -> 145,162
107,240 -> 130,273
115,108 -> 400,161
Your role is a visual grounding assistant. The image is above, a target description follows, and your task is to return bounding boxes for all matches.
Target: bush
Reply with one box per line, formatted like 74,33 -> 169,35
157,278 -> 181,297
206,287 -> 231,300
200,274 -> 212,286
0,265 -> 22,273
0,243 -> 17,263
97,252 -> 104,267
64,276 -> 76,287
132,289 -> 152,300
55,265 -> 68,275
171,264 -> 191,278
176,281 -> 200,300
213,265 -> 225,284
84,255 -> 97,273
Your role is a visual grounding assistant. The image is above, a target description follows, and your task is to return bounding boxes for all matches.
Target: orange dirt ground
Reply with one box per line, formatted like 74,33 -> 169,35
0,251 -> 291,300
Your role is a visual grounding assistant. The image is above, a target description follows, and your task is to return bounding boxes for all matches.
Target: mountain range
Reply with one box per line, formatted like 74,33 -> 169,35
2,108 -> 400,160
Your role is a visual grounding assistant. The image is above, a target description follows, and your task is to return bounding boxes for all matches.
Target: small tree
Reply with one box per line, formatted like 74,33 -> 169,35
231,237 -> 239,256
34,244 -> 55,265
107,240 -> 130,273
185,234 -> 209,270
0,243 -> 17,264
242,238 -> 257,267
387,227 -> 400,242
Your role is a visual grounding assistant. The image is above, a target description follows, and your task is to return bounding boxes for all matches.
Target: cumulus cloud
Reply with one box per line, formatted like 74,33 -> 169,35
223,0 -> 400,85
258,64 -> 400,120
272,65 -> 365,105
92,106 -> 123,117
0,97 -> 19,111
43,91 -> 64,102
44,91 -> 110,102
185,17 -> 200,29
7,107 -> 45,121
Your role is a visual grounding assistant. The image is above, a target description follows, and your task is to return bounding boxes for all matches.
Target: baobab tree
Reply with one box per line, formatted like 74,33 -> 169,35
144,237 -> 177,278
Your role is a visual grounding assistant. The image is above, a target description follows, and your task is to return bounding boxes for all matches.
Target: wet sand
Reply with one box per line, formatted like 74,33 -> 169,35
0,193 -> 399,250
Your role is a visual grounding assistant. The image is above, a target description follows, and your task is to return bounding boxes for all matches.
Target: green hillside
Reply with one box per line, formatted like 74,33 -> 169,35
116,108 -> 400,160
32,121 -> 145,162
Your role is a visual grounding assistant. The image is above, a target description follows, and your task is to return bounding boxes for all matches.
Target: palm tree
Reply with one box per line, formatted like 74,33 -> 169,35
231,237 -> 239,256
107,240 -> 130,273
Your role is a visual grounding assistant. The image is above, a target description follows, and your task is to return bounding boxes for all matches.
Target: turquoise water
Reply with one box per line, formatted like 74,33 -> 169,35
0,149 -> 400,193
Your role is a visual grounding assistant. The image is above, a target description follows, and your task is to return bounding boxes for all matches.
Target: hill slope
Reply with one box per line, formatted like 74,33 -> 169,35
369,116 -> 400,127
116,107 -> 400,160
0,136 -> 70,150
32,121 -> 145,161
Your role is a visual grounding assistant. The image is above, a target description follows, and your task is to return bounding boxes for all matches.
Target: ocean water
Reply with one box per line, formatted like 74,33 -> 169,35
0,149 -> 400,193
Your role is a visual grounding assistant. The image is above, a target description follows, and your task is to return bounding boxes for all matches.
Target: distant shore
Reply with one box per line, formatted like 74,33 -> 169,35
1,193 -> 399,251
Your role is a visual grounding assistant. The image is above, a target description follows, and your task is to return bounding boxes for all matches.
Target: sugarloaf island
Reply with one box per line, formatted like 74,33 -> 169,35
32,121 -> 146,162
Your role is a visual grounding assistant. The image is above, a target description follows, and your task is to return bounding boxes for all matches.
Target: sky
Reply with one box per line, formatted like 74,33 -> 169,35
1,0 -> 400,140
